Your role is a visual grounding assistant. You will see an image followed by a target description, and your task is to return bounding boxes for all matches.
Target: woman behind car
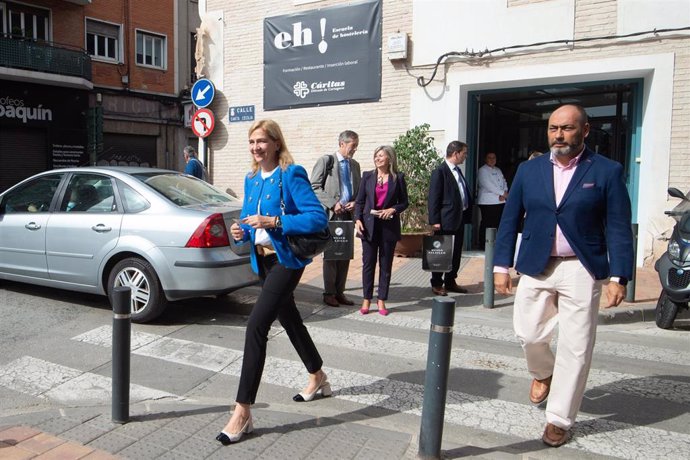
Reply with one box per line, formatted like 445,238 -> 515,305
216,119 -> 330,445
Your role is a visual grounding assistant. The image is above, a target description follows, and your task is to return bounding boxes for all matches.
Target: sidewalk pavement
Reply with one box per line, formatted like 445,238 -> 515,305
0,251 -> 662,459
302,246 -> 661,325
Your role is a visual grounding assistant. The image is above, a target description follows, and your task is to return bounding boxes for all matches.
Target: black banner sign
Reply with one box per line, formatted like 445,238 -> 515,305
264,0 -> 381,110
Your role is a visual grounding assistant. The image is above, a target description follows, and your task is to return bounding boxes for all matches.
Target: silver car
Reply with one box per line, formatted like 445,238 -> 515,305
0,167 -> 258,322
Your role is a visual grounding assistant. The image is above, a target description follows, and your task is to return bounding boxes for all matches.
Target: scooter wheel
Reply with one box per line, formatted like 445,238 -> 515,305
655,290 -> 679,329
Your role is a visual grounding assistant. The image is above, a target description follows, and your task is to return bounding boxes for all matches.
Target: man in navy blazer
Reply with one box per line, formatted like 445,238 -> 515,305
493,105 -> 633,447
428,141 -> 473,295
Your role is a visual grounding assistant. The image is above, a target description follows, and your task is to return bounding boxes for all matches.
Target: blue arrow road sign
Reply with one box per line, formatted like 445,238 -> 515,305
191,78 -> 215,108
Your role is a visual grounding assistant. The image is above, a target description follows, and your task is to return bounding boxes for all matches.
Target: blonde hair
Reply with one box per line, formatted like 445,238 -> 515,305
248,119 -> 295,175
374,145 -> 398,180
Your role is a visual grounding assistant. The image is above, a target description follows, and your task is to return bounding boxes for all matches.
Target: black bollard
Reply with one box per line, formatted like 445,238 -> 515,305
112,286 -> 131,424
483,227 -> 496,309
625,223 -> 639,303
418,296 -> 456,460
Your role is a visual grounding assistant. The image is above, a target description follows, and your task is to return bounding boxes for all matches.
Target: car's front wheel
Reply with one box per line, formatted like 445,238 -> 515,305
655,290 -> 679,329
108,257 -> 167,323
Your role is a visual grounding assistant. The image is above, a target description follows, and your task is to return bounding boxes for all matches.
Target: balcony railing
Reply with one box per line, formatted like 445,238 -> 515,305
0,34 -> 92,81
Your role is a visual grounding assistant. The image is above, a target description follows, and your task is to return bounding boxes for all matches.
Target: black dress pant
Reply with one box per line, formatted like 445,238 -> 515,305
361,223 -> 397,301
478,204 -> 504,249
236,254 -> 323,404
430,224 -> 465,287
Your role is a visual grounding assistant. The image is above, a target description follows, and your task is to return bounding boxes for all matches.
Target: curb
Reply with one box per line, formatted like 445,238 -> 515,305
597,304 -> 656,325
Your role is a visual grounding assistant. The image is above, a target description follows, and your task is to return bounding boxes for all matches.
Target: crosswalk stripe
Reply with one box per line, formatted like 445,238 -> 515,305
302,326 -> 690,405
72,326 -> 690,459
0,356 -> 177,404
312,307 -> 688,366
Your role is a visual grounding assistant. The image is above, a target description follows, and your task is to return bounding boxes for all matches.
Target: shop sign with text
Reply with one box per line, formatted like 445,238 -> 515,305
263,0 -> 381,110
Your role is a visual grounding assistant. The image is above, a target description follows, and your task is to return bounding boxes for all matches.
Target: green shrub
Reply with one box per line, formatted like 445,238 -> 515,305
393,124 -> 441,233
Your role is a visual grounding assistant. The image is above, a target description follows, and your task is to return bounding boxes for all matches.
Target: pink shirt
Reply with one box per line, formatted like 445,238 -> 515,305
493,149 -> 583,273
550,151 -> 582,257
375,180 -> 388,209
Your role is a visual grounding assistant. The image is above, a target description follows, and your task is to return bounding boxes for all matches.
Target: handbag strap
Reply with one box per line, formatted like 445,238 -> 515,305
278,170 -> 286,216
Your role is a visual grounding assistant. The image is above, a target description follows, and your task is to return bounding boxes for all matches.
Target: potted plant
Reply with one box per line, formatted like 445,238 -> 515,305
393,123 -> 440,256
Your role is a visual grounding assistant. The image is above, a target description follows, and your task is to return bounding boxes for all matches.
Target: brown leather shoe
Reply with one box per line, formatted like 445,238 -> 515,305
335,294 -> 354,306
445,282 -> 468,294
542,423 -> 570,447
431,286 -> 448,296
323,294 -> 339,307
529,376 -> 552,404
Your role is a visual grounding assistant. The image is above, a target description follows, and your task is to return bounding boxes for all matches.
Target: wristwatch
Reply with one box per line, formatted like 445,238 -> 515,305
275,216 -> 282,228
610,276 -> 628,286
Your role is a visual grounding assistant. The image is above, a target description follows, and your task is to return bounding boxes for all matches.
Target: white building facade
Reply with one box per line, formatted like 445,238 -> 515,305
200,0 -> 690,267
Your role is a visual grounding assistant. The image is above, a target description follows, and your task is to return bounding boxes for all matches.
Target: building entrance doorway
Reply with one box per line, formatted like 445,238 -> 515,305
468,80 -> 640,248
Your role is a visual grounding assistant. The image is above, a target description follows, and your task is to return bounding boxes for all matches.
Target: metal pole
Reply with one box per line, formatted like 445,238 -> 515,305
418,296 -> 456,460
112,286 -> 131,424
625,223 -> 639,302
483,227 -> 496,309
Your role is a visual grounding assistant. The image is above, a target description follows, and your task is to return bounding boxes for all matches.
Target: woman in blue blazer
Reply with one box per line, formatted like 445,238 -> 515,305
354,145 -> 409,315
217,120 -> 329,445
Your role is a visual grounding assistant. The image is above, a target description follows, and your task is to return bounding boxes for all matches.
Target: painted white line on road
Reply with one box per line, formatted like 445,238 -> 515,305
73,327 -> 690,459
312,308 -> 688,367
302,326 -> 690,405
0,356 -> 177,404
74,325 -> 243,373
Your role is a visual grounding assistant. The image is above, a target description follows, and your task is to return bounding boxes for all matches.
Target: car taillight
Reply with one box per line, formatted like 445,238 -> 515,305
186,213 -> 230,248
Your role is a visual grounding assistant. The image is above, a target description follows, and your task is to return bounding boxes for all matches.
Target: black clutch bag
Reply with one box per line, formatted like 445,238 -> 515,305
287,227 -> 333,259
280,172 -> 333,259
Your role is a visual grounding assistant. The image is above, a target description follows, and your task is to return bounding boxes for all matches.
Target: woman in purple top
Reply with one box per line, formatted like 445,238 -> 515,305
354,146 -> 409,315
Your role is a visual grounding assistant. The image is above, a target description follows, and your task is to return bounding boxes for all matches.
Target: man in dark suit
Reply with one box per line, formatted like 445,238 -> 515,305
311,131 -> 362,307
428,141 -> 473,296
493,104 -> 634,447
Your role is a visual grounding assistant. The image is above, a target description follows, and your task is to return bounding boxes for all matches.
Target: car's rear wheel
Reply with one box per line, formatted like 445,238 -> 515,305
108,257 -> 167,323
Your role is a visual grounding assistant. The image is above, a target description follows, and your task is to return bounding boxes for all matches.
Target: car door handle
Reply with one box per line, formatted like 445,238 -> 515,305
92,224 -> 112,233
25,222 -> 41,231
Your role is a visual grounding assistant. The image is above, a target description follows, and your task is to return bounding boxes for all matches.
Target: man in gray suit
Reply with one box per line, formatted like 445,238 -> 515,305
310,130 -> 362,307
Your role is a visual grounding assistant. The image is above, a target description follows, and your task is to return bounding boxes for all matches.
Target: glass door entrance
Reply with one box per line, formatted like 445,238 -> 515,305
468,81 -> 640,248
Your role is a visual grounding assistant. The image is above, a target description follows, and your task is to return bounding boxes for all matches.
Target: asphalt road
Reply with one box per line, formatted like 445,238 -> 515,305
1,275 -> 689,459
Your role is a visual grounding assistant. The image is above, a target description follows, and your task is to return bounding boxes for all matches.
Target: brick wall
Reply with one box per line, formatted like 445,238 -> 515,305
81,0 -> 176,95
29,0 -> 176,95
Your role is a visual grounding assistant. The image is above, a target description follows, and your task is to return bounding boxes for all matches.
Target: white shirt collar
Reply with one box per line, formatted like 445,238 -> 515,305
260,165 -> 280,179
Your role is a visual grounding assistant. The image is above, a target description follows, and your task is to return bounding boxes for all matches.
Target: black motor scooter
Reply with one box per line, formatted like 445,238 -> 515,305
654,187 -> 690,329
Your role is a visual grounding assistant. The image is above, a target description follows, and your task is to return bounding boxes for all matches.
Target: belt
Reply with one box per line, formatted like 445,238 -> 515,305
256,244 -> 276,257
550,255 -> 577,260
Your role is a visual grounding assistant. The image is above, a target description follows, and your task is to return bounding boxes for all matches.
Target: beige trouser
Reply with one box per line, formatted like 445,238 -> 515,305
513,258 -> 603,429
